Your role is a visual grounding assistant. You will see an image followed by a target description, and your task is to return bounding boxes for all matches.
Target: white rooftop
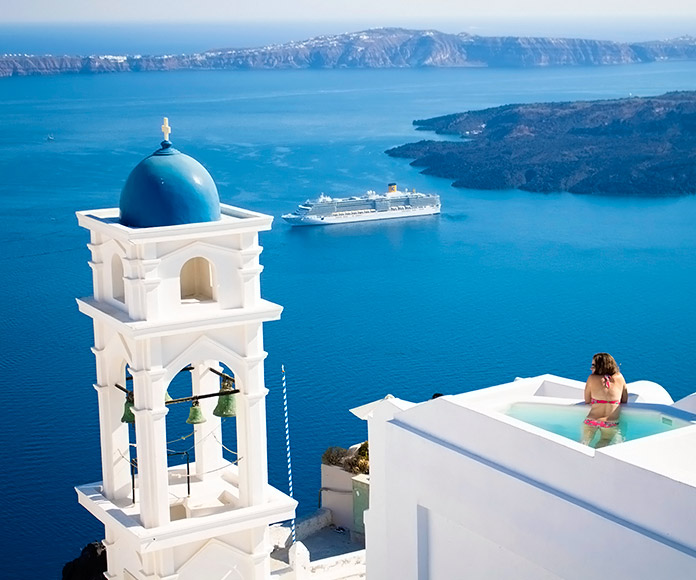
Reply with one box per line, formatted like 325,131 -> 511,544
365,374 -> 696,579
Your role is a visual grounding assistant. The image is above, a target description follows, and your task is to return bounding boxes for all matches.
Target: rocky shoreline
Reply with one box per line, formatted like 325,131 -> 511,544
2,28 -> 696,77
386,92 -> 696,196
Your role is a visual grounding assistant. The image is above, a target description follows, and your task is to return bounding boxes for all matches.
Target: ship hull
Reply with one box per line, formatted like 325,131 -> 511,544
282,204 -> 440,226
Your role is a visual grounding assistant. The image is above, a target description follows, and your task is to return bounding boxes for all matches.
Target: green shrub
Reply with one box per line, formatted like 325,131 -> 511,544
355,441 -> 369,459
344,454 -> 369,475
321,446 -> 349,466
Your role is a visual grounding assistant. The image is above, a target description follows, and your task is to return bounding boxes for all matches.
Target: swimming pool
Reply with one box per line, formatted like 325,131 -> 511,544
505,402 -> 695,446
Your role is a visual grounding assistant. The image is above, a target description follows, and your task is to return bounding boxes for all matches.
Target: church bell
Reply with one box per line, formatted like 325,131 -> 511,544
186,400 -> 206,424
213,389 -> 237,418
121,391 -> 135,424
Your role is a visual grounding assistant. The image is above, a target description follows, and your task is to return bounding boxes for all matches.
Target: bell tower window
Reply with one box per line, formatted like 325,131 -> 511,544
112,255 -> 125,303
180,257 -> 215,302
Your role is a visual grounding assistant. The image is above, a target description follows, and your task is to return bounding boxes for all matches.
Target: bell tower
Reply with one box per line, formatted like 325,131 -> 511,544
75,120 -> 295,580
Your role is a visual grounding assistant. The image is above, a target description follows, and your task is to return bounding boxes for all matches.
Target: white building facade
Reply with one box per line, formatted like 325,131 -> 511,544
365,375 -> 696,579
75,127 -> 295,580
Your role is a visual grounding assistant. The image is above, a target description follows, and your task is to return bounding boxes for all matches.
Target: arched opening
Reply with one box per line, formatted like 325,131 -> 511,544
163,362 -> 239,464
118,359 -> 241,521
111,254 -> 125,303
162,361 -> 239,521
180,257 -> 215,302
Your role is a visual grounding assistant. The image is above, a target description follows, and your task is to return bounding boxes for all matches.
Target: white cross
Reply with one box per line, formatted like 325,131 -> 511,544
161,117 -> 172,141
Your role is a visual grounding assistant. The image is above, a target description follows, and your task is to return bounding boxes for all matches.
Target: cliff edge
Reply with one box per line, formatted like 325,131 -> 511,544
386,92 -> 696,196
2,29 -> 696,77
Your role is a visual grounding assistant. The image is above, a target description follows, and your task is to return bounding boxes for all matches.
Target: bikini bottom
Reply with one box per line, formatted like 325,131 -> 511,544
584,418 -> 618,429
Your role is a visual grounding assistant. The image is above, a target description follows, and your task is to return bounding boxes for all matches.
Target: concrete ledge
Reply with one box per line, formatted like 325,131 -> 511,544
270,508 -> 333,549
307,549 -> 366,580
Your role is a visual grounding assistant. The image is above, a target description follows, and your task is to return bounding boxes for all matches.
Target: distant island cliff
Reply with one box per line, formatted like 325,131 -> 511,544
386,91 -> 696,196
2,28 -> 696,77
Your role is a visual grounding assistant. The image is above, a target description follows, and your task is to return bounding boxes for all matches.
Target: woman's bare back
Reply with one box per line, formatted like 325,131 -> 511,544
584,373 -> 627,422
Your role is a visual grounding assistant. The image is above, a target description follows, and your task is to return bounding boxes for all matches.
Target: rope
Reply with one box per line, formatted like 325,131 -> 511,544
121,417 -> 240,481
213,432 -> 239,458
166,418 -> 230,453
167,430 -> 195,445
282,364 -> 296,544
118,449 -> 138,469
119,444 -> 240,479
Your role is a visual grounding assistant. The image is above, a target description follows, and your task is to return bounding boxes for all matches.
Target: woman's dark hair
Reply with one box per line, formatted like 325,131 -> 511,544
592,353 -> 620,375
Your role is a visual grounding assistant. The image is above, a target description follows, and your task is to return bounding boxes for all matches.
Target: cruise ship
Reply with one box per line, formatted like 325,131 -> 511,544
281,183 -> 441,226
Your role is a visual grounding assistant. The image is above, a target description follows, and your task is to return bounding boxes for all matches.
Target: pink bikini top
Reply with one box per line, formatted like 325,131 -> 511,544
592,375 -> 619,404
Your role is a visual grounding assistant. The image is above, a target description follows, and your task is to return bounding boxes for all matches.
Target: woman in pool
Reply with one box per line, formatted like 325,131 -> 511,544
581,353 -> 628,448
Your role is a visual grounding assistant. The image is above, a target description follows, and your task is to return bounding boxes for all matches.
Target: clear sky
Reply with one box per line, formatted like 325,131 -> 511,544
5,1 -> 695,23
5,1 -> 696,44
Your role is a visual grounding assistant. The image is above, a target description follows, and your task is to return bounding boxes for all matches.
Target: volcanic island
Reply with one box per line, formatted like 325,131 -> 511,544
386,91 -> 696,196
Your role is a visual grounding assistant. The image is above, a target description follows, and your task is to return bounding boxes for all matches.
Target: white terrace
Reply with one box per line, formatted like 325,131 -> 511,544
77,461 -> 295,559
365,374 -> 696,579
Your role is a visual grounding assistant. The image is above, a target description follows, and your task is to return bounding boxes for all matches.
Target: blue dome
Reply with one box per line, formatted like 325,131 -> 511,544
119,141 -> 221,228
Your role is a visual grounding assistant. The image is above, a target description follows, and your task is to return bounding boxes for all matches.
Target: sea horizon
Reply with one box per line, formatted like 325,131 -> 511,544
1,18 -> 695,56
2,29 -> 696,576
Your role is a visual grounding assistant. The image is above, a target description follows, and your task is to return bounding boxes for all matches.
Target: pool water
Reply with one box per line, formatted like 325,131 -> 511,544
505,402 -> 694,447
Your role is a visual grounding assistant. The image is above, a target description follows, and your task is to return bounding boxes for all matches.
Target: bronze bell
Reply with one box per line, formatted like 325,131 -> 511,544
186,400 -> 206,424
213,390 -> 236,418
121,392 -> 135,424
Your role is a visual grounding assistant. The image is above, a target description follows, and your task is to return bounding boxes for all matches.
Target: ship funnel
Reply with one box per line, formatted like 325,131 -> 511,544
388,183 -> 397,193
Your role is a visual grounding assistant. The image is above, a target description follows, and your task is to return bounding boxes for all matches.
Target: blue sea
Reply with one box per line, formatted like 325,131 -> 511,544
2,52 -> 696,577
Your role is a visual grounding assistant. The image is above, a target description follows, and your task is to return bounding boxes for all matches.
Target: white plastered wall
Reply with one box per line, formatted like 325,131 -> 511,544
367,381 -> 696,580
76,206 -> 292,580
